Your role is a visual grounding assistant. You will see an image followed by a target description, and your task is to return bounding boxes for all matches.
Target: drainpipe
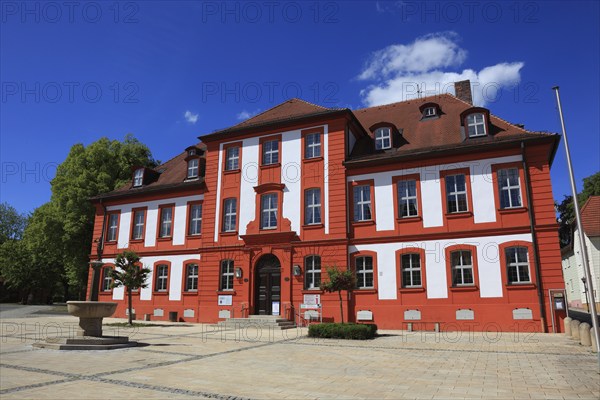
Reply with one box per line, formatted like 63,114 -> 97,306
521,141 -> 548,332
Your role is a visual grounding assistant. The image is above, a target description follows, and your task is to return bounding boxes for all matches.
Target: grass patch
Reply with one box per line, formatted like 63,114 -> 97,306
308,322 -> 378,340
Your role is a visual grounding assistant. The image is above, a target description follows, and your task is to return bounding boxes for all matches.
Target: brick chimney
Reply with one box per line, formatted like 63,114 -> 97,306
454,80 -> 473,104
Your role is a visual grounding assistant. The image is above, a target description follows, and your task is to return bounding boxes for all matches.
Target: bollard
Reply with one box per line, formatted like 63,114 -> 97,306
563,317 -> 572,336
591,327 -> 598,353
571,319 -> 581,340
579,323 -> 592,346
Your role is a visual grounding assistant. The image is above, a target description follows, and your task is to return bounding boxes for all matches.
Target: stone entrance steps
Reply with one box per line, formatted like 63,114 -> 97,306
217,315 -> 296,330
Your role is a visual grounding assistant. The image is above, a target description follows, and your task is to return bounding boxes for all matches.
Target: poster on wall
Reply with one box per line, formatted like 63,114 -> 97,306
218,295 -> 232,306
272,301 -> 280,316
303,294 -> 320,306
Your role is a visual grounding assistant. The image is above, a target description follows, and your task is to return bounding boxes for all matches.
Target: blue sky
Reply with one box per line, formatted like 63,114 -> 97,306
1,1 -> 599,214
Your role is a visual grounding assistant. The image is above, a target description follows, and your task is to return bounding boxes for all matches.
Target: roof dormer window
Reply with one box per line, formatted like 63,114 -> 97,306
133,168 -> 144,187
374,127 -> 392,150
188,149 -> 196,156
424,107 -> 437,117
467,113 -> 487,137
187,158 -> 199,179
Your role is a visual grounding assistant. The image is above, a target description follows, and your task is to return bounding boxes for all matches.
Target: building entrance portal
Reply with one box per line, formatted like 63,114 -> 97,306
254,254 -> 281,315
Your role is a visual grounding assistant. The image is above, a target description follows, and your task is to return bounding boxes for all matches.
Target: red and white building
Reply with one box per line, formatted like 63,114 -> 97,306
89,81 -> 566,332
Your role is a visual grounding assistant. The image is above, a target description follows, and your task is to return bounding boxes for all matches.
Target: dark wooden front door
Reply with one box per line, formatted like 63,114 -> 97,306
254,255 -> 281,315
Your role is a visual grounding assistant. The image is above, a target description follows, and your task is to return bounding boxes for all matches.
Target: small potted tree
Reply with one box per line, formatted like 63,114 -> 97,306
321,266 -> 356,323
109,250 -> 151,325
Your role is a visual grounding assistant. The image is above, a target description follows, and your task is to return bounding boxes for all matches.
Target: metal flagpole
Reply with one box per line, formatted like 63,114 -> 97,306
553,86 -> 600,370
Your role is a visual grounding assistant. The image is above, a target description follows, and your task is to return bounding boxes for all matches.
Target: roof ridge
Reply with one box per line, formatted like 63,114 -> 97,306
154,141 -> 202,170
581,195 -> 600,214
231,98 -> 333,128
355,93 -> 455,111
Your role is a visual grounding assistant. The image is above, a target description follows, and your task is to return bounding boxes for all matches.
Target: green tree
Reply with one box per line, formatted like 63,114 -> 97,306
50,135 -> 156,297
0,202 -> 27,244
109,250 -> 151,325
557,171 -> 600,247
321,266 -> 356,324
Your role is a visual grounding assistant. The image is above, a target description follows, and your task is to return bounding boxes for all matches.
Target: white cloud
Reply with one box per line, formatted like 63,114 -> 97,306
358,33 -> 523,107
184,110 -> 199,124
236,109 -> 260,121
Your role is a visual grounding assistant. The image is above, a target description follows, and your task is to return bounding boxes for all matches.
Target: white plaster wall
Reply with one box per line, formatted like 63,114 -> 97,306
347,155 -> 523,230
108,194 -> 203,249
281,130 -> 302,233
351,233 -> 532,300
239,137 -> 259,236
572,227 -> 600,305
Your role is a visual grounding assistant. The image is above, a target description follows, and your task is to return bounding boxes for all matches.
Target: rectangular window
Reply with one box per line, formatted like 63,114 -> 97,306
225,147 -> 239,171
304,188 -> 322,225
222,198 -> 237,232
353,185 -> 372,222
375,127 -> 392,150
446,174 -> 468,213
220,259 -> 234,290
305,256 -> 321,289
101,268 -> 112,292
305,133 -> 321,159
506,247 -> 530,284
106,213 -> 119,242
262,139 -> 279,165
467,113 -> 487,137
451,251 -> 474,286
188,203 -> 202,236
498,168 -> 522,209
155,264 -> 169,292
132,210 -> 145,240
260,193 -> 278,229
159,207 -> 173,238
398,180 -> 418,217
356,256 -> 374,289
401,254 -> 422,288
187,159 -> 199,178
133,168 -> 144,187
185,263 -> 198,291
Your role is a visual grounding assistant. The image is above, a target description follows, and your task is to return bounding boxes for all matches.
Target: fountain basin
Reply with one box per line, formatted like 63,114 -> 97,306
67,301 -> 117,337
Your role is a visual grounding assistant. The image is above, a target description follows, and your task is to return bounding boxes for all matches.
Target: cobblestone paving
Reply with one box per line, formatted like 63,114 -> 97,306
0,315 -> 598,399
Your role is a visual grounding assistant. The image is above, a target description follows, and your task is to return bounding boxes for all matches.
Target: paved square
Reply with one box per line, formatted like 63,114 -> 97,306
1,314 -> 598,399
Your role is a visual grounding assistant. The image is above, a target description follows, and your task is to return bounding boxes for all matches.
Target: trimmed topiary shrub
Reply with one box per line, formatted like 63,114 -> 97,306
308,323 -> 378,340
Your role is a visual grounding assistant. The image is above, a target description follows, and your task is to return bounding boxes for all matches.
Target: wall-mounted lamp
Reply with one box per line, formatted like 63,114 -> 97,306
293,265 -> 302,276
235,267 -> 243,278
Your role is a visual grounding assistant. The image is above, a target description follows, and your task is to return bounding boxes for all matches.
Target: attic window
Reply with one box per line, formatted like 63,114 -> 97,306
467,113 -> 487,137
424,107 -> 437,117
133,168 -> 144,187
374,127 -> 392,150
187,159 -> 199,179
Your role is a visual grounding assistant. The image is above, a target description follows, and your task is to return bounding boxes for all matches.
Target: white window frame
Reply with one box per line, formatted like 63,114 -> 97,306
304,188 -> 322,225
506,247 -> 531,284
305,255 -> 321,290
398,180 -> 418,217
498,168 -> 522,209
260,193 -> 278,230
159,207 -> 173,238
446,174 -> 468,213
305,133 -> 321,159
467,113 -> 487,137
222,198 -> 237,232
106,213 -> 119,242
225,147 -> 239,171
424,107 -> 436,117
101,267 -> 112,292
133,168 -> 144,187
401,254 -> 422,288
185,263 -> 198,292
374,127 -> 392,150
356,256 -> 374,289
155,264 -> 169,292
187,158 -> 199,179
262,139 -> 279,165
353,185 -> 372,222
132,210 -> 145,240
451,250 -> 474,286
188,204 -> 202,236
220,259 -> 234,291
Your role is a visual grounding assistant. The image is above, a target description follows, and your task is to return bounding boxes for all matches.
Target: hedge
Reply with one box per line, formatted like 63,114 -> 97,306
308,323 -> 378,340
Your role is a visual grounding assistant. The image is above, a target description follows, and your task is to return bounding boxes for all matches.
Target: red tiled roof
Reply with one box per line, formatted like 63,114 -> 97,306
232,98 -> 336,129
580,196 -> 600,237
